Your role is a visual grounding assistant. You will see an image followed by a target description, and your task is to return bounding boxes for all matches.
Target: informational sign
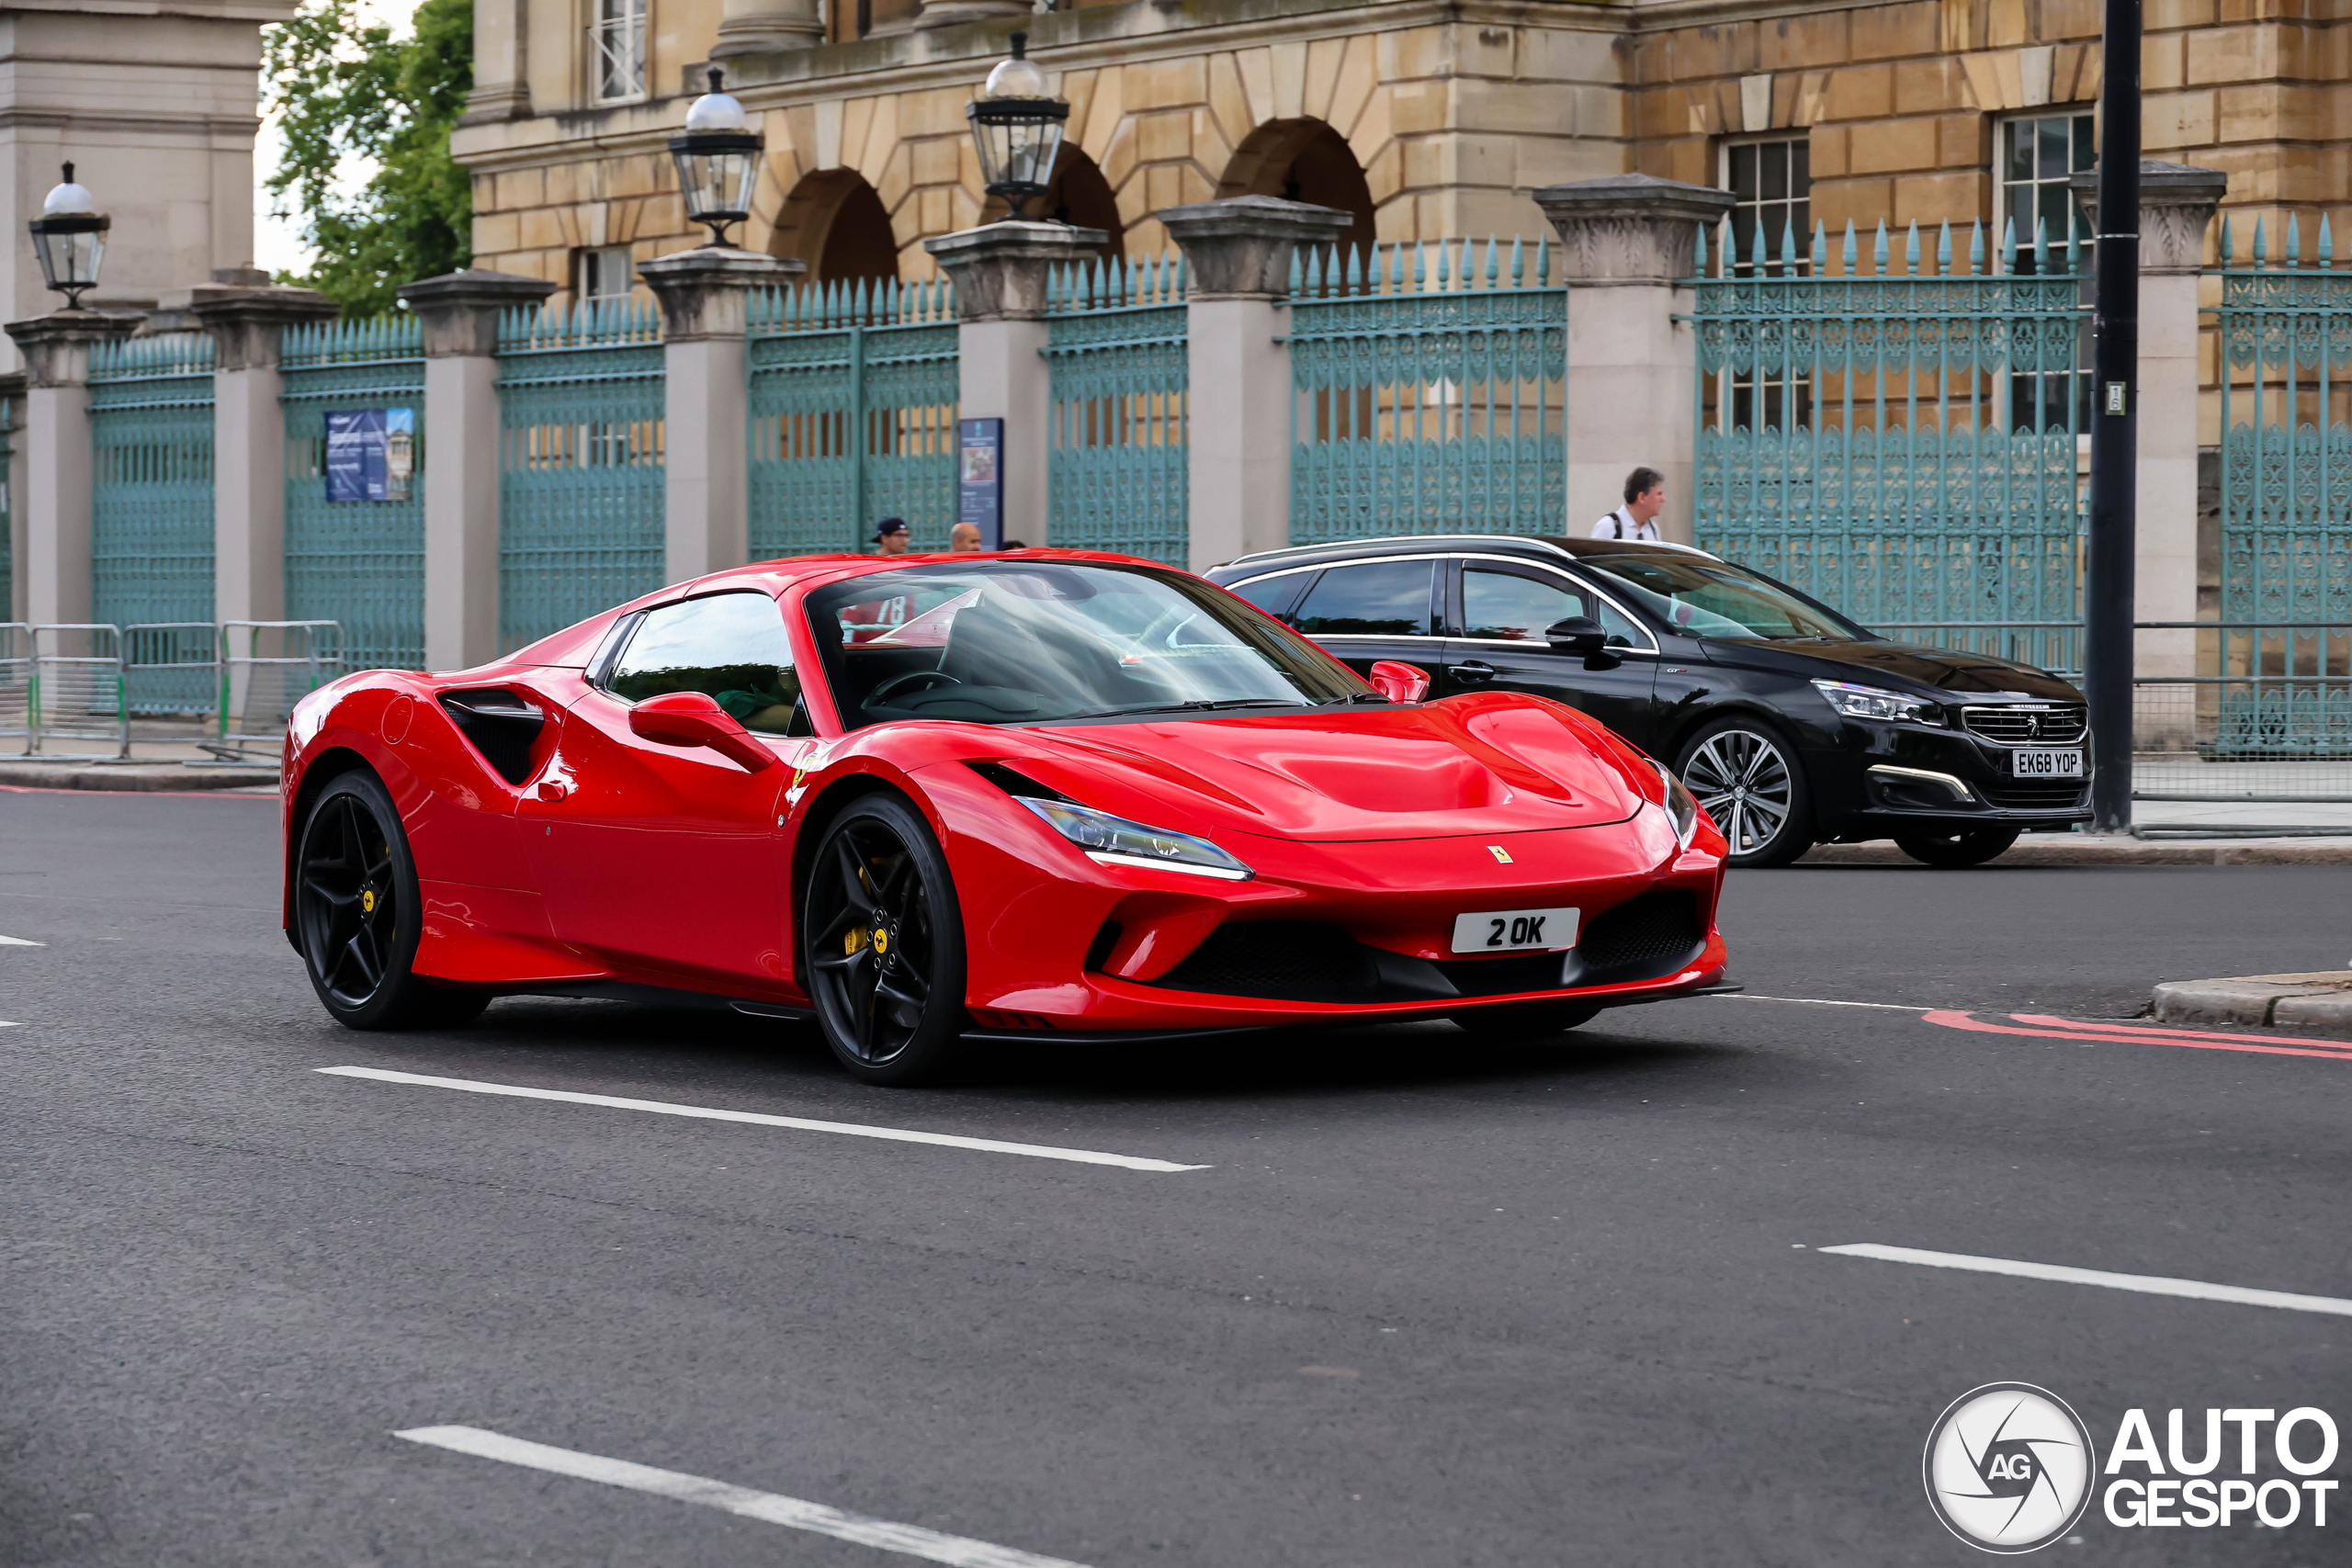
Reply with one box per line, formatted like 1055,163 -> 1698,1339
957,417 -> 1004,549
325,408 -> 416,503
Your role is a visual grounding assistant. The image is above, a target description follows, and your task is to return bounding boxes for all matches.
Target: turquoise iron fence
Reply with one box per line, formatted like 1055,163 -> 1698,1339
1043,255 -> 1188,564
2208,217 -> 2352,759
497,299 -> 666,651
90,334 -> 215,710
1288,238 -> 1564,545
282,317 -> 426,670
745,278 -> 958,558
1690,219 -> 2087,674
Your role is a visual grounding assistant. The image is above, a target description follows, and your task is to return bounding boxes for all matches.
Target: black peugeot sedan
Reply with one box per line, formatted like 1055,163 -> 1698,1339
1204,535 -> 2092,868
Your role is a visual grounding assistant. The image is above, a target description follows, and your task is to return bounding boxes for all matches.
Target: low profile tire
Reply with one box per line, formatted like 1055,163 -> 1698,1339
1894,825 -> 2021,868
1450,1002 -> 1602,1037
800,794 -> 969,1086
294,770 -> 491,1031
1678,717 -> 1815,868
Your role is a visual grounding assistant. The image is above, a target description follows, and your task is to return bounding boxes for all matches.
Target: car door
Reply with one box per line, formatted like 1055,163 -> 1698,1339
1435,558 -> 1663,747
517,590 -> 814,989
1285,557 -> 1444,680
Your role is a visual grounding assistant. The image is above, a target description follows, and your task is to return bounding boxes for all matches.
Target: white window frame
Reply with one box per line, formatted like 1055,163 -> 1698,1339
1717,134 -> 1811,276
1992,111 -> 2096,270
591,0 -> 649,105
577,243 -> 634,304
1712,134 -> 1814,435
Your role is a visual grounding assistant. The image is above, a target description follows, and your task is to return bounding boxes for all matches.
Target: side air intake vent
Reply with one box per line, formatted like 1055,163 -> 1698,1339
438,690 -> 546,785
967,761 -> 1070,801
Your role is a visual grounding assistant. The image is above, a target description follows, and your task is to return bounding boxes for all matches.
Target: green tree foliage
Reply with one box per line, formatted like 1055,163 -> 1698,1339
264,0 -> 473,316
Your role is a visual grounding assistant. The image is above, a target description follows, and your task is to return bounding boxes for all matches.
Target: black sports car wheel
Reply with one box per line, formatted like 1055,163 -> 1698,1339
294,771 -> 490,1030
801,795 -> 968,1086
1449,1002 -> 1601,1037
1679,718 -> 1814,868
1894,825 -> 2020,867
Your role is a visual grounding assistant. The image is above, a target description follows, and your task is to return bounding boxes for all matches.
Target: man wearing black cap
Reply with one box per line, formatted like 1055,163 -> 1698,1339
873,517 -> 910,555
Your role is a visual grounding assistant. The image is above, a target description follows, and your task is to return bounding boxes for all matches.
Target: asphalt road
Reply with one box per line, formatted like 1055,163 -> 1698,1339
4,787 -> 2349,1567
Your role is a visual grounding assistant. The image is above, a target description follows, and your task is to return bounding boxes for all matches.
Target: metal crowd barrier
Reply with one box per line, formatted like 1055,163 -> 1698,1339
0,623 -> 28,753
2133,620 -> 2352,807
202,620 -> 344,763
123,622 -> 221,718
26,623 -> 130,760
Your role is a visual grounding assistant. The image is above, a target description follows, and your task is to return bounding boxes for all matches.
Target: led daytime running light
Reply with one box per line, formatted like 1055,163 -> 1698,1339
1648,759 -> 1700,850
1016,796 -> 1253,881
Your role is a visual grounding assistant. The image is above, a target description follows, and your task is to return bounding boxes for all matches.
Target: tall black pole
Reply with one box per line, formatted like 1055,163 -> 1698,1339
2086,0 -> 2142,832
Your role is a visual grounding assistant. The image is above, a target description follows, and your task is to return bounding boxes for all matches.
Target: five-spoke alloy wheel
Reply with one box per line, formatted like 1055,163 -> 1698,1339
801,795 -> 967,1085
1678,718 -> 1814,868
294,771 -> 489,1029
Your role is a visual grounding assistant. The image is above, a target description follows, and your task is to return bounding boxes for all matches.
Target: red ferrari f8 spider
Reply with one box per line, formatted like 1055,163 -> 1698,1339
283,551 -> 1732,1082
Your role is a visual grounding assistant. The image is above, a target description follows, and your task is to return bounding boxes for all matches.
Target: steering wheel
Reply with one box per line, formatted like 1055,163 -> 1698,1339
868,669 -> 965,705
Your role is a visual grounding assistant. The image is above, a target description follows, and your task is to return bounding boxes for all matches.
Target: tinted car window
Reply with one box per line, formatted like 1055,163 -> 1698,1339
1227,570 -> 1312,622
1463,568 -> 1588,640
1586,555 -> 1866,641
1293,560 -> 1434,637
606,591 -> 806,735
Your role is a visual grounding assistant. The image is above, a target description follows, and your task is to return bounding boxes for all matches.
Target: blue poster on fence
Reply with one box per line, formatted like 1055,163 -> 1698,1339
957,418 -> 1003,550
325,408 -> 415,502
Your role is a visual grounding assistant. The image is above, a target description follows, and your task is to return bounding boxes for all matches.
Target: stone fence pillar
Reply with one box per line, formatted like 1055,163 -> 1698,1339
2075,162 -> 2226,705
398,269 -> 557,672
926,221 -> 1106,549
3,310 -> 141,627
1532,175 -> 1734,546
190,287 -> 339,629
641,246 -> 801,582
1161,196 -> 1351,571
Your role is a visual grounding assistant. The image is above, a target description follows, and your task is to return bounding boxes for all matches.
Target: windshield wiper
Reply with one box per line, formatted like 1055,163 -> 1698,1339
1319,692 -> 1388,705
1052,697 -> 1306,721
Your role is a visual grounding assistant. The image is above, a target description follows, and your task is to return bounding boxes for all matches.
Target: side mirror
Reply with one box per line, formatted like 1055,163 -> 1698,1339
1544,615 -> 1610,657
627,692 -> 780,773
1367,660 -> 1430,704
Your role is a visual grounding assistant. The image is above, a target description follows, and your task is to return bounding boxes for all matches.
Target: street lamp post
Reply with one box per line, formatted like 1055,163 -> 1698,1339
967,32 -> 1067,221
668,68 -> 763,248
28,163 -> 107,309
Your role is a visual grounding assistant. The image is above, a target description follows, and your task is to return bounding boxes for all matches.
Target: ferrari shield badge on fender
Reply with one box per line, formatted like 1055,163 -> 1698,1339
1487,845 -> 1513,864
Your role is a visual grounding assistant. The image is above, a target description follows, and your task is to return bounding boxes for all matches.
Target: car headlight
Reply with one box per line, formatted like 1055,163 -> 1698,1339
1812,679 -> 1939,725
1648,759 -> 1700,850
1015,797 -> 1254,881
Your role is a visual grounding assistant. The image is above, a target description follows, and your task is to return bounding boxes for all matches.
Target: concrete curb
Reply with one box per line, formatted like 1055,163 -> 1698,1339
0,761 -> 277,793
1800,835 -> 2352,866
2152,972 -> 2352,1035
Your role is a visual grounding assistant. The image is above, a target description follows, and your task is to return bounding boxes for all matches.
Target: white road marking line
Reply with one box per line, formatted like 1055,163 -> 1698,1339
395,1426 -> 1096,1568
1819,1243 -> 2352,1319
0,935 -> 46,947
1717,994 -> 1929,1010
318,1066 -> 1209,1173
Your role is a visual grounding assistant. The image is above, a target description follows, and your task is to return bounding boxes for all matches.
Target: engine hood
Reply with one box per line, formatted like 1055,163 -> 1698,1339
980,695 -> 1650,842
1699,637 -> 2083,699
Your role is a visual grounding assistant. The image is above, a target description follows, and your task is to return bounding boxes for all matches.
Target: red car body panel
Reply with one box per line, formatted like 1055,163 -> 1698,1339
282,550 -> 1730,1033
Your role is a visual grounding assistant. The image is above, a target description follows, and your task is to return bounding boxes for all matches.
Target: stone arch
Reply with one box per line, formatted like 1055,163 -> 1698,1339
1219,118 -> 1376,260
768,166 -> 900,284
979,146 -> 1124,259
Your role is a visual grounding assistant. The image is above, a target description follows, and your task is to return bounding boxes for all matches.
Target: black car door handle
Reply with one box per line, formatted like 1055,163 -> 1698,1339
1451,660 -> 1497,681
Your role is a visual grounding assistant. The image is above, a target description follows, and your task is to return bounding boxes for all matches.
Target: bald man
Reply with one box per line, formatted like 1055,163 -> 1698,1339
949,521 -> 985,552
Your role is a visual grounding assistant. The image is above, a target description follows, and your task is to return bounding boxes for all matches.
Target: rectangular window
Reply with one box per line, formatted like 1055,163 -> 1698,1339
577,244 -> 633,303
1716,136 -> 1813,433
592,0 -> 648,103
1995,113 -> 2096,432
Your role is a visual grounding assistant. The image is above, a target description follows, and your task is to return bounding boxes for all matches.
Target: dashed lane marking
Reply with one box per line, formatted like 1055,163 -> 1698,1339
1817,1243 -> 2352,1319
395,1426 -> 1098,1568
1923,1010 -> 2352,1061
318,1066 -> 1212,1173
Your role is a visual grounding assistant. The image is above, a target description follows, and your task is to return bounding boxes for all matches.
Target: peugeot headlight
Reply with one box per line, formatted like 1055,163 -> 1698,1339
1812,679 -> 1939,726
1016,797 -> 1254,881
1648,759 -> 1700,850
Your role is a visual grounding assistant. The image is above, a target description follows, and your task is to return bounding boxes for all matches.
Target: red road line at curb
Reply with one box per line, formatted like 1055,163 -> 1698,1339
1923,1009 -> 2352,1060
2009,1012 -> 2352,1048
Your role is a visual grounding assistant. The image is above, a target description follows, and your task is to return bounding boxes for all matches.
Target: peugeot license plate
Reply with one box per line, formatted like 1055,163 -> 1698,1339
1451,907 -> 1578,954
2011,748 -> 2085,778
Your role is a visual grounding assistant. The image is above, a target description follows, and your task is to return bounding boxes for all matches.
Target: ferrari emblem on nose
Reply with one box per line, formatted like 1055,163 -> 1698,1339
1487,845 -> 1512,864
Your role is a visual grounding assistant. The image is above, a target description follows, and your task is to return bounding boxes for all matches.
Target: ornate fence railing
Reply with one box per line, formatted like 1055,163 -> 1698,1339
1288,238 -> 1564,546
1044,254 -> 1188,564
1690,220 -> 2087,676
496,299 -> 666,652
89,333 -> 216,710
282,317 -> 426,671
746,278 -> 958,559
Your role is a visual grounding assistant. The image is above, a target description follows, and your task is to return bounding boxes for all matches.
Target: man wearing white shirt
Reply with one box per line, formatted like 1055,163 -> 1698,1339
1591,467 -> 1666,540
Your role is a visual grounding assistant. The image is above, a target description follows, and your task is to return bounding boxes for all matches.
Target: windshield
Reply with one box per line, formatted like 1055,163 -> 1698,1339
1581,554 -> 1871,642
804,560 -> 1370,729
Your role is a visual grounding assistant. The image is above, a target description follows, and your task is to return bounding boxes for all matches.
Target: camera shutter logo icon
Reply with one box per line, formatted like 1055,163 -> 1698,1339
1922,1383 -> 2097,1553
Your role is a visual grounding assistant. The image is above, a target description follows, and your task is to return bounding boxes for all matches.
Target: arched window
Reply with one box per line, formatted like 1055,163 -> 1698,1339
1220,118 -> 1376,261
770,168 -> 900,285
980,146 -> 1123,258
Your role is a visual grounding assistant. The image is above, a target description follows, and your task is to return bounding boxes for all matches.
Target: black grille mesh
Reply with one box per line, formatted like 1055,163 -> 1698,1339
1570,891 -> 1704,984
1151,921 -> 1377,1002
1962,705 -> 2087,743
1977,780 -> 2089,809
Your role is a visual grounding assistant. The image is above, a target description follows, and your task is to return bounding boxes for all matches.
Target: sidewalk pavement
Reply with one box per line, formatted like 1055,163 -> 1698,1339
2151,972 -> 2352,1035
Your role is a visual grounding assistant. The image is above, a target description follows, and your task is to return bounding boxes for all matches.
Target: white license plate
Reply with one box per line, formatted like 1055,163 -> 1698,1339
2011,748 -> 2085,778
1451,907 -> 1578,954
